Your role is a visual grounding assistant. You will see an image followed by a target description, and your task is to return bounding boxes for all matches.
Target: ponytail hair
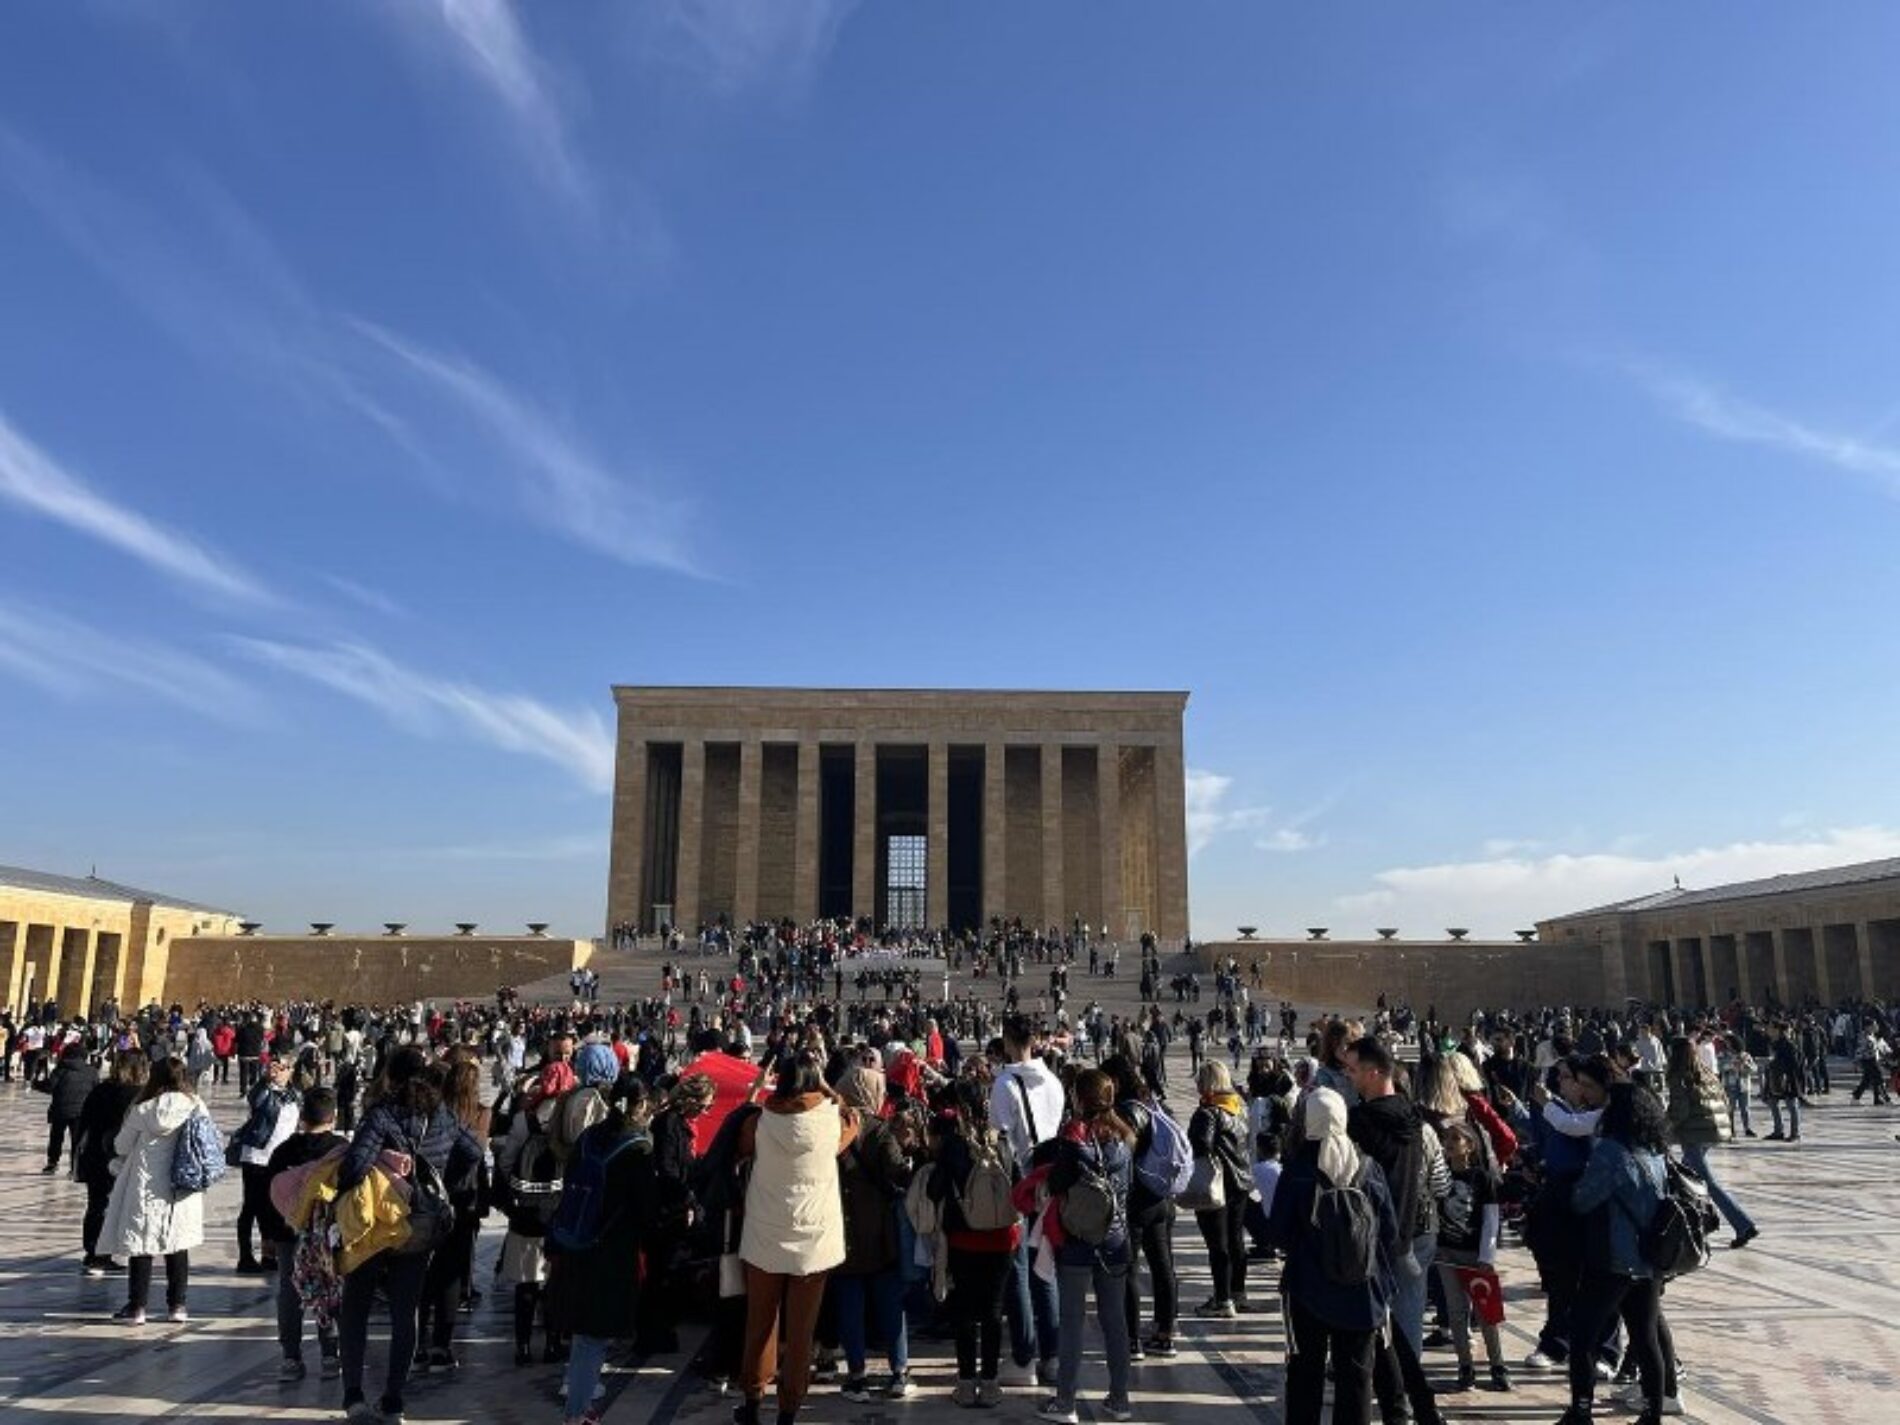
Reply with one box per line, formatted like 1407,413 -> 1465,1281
1074,1068 -> 1135,1145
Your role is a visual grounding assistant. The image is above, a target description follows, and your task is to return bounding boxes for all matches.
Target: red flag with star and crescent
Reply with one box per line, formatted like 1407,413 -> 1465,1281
1455,1265 -> 1505,1325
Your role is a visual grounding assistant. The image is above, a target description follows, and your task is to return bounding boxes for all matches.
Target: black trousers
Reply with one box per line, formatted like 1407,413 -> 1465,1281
947,1248 -> 1011,1380
1567,1272 -> 1663,1410
1372,1325 -> 1443,1425
1854,1060 -> 1891,1103
128,1251 -> 189,1311
419,1211 -> 479,1350
340,1250 -> 429,1411
1284,1300 -> 1375,1425
237,1164 -> 273,1263
45,1117 -> 79,1170
1121,1204 -> 1179,1339
82,1168 -> 113,1257
1195,1196 -> 1248,1304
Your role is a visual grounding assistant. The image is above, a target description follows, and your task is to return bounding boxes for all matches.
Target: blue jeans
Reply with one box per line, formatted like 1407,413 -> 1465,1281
1390,1233 -> 1435,1354
1724,1086 -> 1753,1135
834,1268 -> 908,1378
1680,1144 -> 1755,1236
563,1333 -> 611,1415
1768,1096 -> 1801,1138
1005,1223 -> 1060,1366
1055,1260 -> 1130,1407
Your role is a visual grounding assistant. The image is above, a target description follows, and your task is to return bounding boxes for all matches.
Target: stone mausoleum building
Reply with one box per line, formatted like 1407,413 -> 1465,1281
1537,857 -> 1900,1006
606,686 -> 1192,944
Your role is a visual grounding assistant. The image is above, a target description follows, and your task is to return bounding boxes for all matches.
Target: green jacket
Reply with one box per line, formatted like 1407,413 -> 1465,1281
1666,1071 -> 1731,1148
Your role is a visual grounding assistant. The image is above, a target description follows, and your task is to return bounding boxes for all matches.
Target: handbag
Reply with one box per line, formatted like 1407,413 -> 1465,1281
1175,1154 -> 1226,1213
394,1118 -> 456,1256
718,1252 -> 746,1298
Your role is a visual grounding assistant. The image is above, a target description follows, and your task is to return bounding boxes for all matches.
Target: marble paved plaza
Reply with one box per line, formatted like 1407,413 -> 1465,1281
0,1065 -> 1893,1423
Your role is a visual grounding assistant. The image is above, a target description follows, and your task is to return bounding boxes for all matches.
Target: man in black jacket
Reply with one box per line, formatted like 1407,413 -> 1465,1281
1346,1036 -> 1445,1425
37,1044 -> 98,1175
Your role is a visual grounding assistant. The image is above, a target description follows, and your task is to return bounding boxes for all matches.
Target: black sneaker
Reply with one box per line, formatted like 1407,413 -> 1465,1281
1145,1335 -> 1178,1358
841,1377 -> 873,1402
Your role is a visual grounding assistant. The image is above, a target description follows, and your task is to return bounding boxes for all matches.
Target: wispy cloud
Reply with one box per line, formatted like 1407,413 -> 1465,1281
231,636 -> 613,792
0,410 -> 271,605
383,0 -> 590,204
353,320 -> 700,576
321,574 -> 407,619
0,601 -> 261,722
1257,828 -> 1321,853
1641,368 -> 1900,497
635,0 -> 857,98
1334,825 -> 1900,937
1184,769 -> 1274,857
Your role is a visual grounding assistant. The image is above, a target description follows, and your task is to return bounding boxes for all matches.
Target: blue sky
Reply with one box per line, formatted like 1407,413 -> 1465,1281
4,2 -> 1899,939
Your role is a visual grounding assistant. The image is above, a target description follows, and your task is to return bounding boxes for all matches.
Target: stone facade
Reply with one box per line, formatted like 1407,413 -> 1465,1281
1199,936 -> 1603,1023
1537,857 -> 1900,1007
1,868 -> 242,1016
161,933 -> 591,1007
607,687 -> 1192,943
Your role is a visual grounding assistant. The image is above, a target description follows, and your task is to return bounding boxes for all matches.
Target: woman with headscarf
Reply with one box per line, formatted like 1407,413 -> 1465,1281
733,1049 -> 858,1425
832,1062 -> 916,1400
1265,1086 -> 1402,1425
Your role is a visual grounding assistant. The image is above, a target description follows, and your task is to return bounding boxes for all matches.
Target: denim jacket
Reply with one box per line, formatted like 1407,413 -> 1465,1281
1570,1137 -> 1666,1277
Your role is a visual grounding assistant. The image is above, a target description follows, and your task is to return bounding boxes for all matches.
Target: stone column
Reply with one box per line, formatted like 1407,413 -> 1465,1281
42,924 -> 66,1013
853,741 -> 877,923
1098,743 -> 1123,941
983,741 -> 1007,925
605,737 -> 647,939
1,923 -> 25,1012
1698,937 -> 1720,1006
1153,734 -> 1191,945
1856,921 -> 1877,999
734,739 -> 763,925
675,738 -> 705,930
927,740 -> 950,929
1041,743 -> 1066,929
1733,934 -> 1753,1005
795,741 -> 820,921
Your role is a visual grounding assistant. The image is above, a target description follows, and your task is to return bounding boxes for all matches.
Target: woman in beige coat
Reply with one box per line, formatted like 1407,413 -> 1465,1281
734,1049 -> 858,1425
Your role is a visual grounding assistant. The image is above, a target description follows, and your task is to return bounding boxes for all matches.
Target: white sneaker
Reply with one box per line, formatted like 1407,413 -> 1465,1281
1522,1350 -> 1560,1372
1611,1381 -> 1644,1408
1001,1360 -> 1037,1388
1035,1400 -> 1078,1424
1661,1393 -> 1686,1416
1100,1400 -> 1135,1422
1594,1359 -> 1614,1382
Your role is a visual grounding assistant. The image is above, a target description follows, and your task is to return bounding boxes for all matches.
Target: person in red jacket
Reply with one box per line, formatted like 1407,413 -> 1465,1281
211,1022 -> 237,1086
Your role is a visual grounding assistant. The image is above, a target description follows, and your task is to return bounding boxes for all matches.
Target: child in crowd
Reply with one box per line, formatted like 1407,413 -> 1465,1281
1433,1121 -> 1511,1393
261,1087 -> 348,1381
1243,1131 -> 1281,1258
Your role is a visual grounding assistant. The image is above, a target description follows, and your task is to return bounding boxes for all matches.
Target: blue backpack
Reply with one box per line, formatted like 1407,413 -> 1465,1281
172,1108 -> 228,1196
548,1126 -> 649,1252
1135,1104 -> 1194,1200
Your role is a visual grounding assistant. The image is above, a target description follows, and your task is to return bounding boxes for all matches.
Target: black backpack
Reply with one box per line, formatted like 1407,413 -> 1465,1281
1309,1160 -> 1379,1287
1639,1157 -> 1720,1281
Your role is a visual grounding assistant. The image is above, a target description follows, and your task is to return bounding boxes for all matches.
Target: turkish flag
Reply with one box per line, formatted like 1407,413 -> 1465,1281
1455,1265 -> 1505,1326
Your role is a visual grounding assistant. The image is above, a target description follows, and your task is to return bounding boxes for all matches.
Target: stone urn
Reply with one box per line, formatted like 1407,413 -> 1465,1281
238,921 -> 262,937
1307,927 -> 1328,941
527,922 -> 549,937
310,923 -> 334,937
1446,927 -> 1469,941
1516,929 -> 1537,943
1376,928 -> 1398,940
455,923 -> 478,936
1237,925 -> 1258,940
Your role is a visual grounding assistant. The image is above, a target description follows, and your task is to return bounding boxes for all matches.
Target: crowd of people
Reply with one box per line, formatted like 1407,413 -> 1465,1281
6,925 -> 1889,1425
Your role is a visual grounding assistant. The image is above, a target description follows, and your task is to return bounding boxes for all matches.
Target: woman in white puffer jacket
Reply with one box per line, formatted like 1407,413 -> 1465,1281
101,1056 -> 207,1325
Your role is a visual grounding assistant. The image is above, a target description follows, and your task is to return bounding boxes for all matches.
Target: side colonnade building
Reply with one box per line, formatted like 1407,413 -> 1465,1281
1538,857 -> 1900,1007
606,686 -> 1192,944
